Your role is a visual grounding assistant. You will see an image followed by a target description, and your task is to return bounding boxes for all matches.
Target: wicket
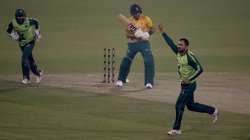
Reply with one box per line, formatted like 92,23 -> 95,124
103,48 -> 115,83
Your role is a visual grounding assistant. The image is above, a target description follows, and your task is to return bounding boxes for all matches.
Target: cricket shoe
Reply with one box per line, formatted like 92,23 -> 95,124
145,83 -> 153,89
36,70 -> 43,83
22,79 -> 31,85
115,80 -> 123,88
167,129 -> 182,136
211,108 -> 219,124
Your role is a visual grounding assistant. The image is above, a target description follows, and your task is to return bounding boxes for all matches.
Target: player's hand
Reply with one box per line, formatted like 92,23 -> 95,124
134,28 -> 144,38
126,28 -> 136,40
141,32 -> 150,40
35,30 -> 42,41
9,32 -> 19,41
126,33 -> 137,40
181,80 -> 191,85
158,24 -> 165,33
134,29 -> 150,40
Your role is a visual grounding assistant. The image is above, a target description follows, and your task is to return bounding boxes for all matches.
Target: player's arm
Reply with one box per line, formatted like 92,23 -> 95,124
146,16 -> 155,35
134,16 -> 154,40
158,24 -> 178,54
29,18 -> 42,41
187,53 -> 203,81
29,18 -> 39,29
148,27 -> 155,35
135,16 -> 154,40
126,28 -> 137,40
6,22 -> 19,41
6,22 -> 14,34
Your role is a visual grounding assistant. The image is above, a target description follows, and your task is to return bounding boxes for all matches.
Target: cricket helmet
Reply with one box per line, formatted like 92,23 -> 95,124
130,4 -> 142,16
15,9 -> 26,24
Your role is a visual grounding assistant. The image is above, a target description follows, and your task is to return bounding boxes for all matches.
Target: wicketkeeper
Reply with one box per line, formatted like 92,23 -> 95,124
116,4 -> 155,89
6,9 -> 43,84
158,24 -> 218,136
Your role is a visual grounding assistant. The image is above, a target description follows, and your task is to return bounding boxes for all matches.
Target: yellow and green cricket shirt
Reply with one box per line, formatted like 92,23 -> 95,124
7,18 -> 39,46
129,15 -> 153,32
161,32 -> 203,83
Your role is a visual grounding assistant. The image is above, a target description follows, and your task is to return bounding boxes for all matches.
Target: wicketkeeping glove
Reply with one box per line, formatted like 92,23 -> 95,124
9,31 -> 19,41
35,30 -> 42,41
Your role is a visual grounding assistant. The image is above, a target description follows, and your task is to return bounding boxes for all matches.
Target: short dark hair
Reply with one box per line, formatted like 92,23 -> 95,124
179,38 -> 189,46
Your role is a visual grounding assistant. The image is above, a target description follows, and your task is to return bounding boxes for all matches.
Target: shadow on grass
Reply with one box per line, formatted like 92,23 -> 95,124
109,87 -> 147,94
0,80 -> 26,93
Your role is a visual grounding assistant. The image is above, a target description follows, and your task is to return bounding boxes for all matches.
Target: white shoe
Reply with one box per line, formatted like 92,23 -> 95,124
212,108 -> 219,124
115,80 -> 123,87
167,129 -> 182,136
145,83 -> 153,89
36,76 -> 42,83
36,71 -> 43,83
22,79 -> 31,85
39,70 -> 43,76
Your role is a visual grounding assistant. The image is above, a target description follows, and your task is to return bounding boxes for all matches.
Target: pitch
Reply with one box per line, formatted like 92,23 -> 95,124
0,0 -> 250,139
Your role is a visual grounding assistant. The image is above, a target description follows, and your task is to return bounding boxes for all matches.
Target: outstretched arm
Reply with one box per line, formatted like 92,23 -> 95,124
158,24 -> 178,54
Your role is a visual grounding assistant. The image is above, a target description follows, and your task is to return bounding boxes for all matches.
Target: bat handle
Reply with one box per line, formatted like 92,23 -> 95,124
128,23 -> 137,33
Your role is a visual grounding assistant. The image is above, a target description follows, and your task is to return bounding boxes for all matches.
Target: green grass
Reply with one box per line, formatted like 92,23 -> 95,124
0,81 -> 250,140
0,0 -> 250,74
0,0 -> 250,139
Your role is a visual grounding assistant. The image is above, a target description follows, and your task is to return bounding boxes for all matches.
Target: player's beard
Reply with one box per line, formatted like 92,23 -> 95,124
178,48 -> 187,53
16,17 -> 26,24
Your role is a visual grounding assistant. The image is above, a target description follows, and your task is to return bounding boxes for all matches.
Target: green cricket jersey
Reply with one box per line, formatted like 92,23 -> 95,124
7,18 -> 39,46
162,33 -> 203,83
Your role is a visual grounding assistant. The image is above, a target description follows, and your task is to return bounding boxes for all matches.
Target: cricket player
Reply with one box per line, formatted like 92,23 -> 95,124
116,4 -> 155,89
158,24 -> 218,136
6,9 -> 42,84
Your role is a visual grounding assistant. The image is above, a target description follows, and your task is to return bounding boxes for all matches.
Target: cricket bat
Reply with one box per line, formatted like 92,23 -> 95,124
117,14 -> 137,32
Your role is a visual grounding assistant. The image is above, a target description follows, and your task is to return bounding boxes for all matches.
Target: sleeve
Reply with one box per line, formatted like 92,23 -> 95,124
187,53 -> 203,81
145,16 -> 153,28
6,22 -> 14,34
29,18 -> 39,29
161,32 -> 178,54
145,16 -> 154,35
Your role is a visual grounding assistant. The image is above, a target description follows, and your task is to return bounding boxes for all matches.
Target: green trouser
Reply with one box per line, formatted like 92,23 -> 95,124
173,82 -> 215,130
20,41 -> 41,80
118,41 -> 155,85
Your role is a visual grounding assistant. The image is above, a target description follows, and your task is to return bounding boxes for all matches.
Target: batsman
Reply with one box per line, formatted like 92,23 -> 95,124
6,9 -> 43,84
158,24 -> 218,136
116,4 -> 155,89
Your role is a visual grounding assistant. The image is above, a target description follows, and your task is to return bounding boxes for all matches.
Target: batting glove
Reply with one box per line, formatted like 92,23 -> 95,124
135,29 -> 150,40
134,28 -> 144,38
9,31 -> 19,41
141,32 -> 150,40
